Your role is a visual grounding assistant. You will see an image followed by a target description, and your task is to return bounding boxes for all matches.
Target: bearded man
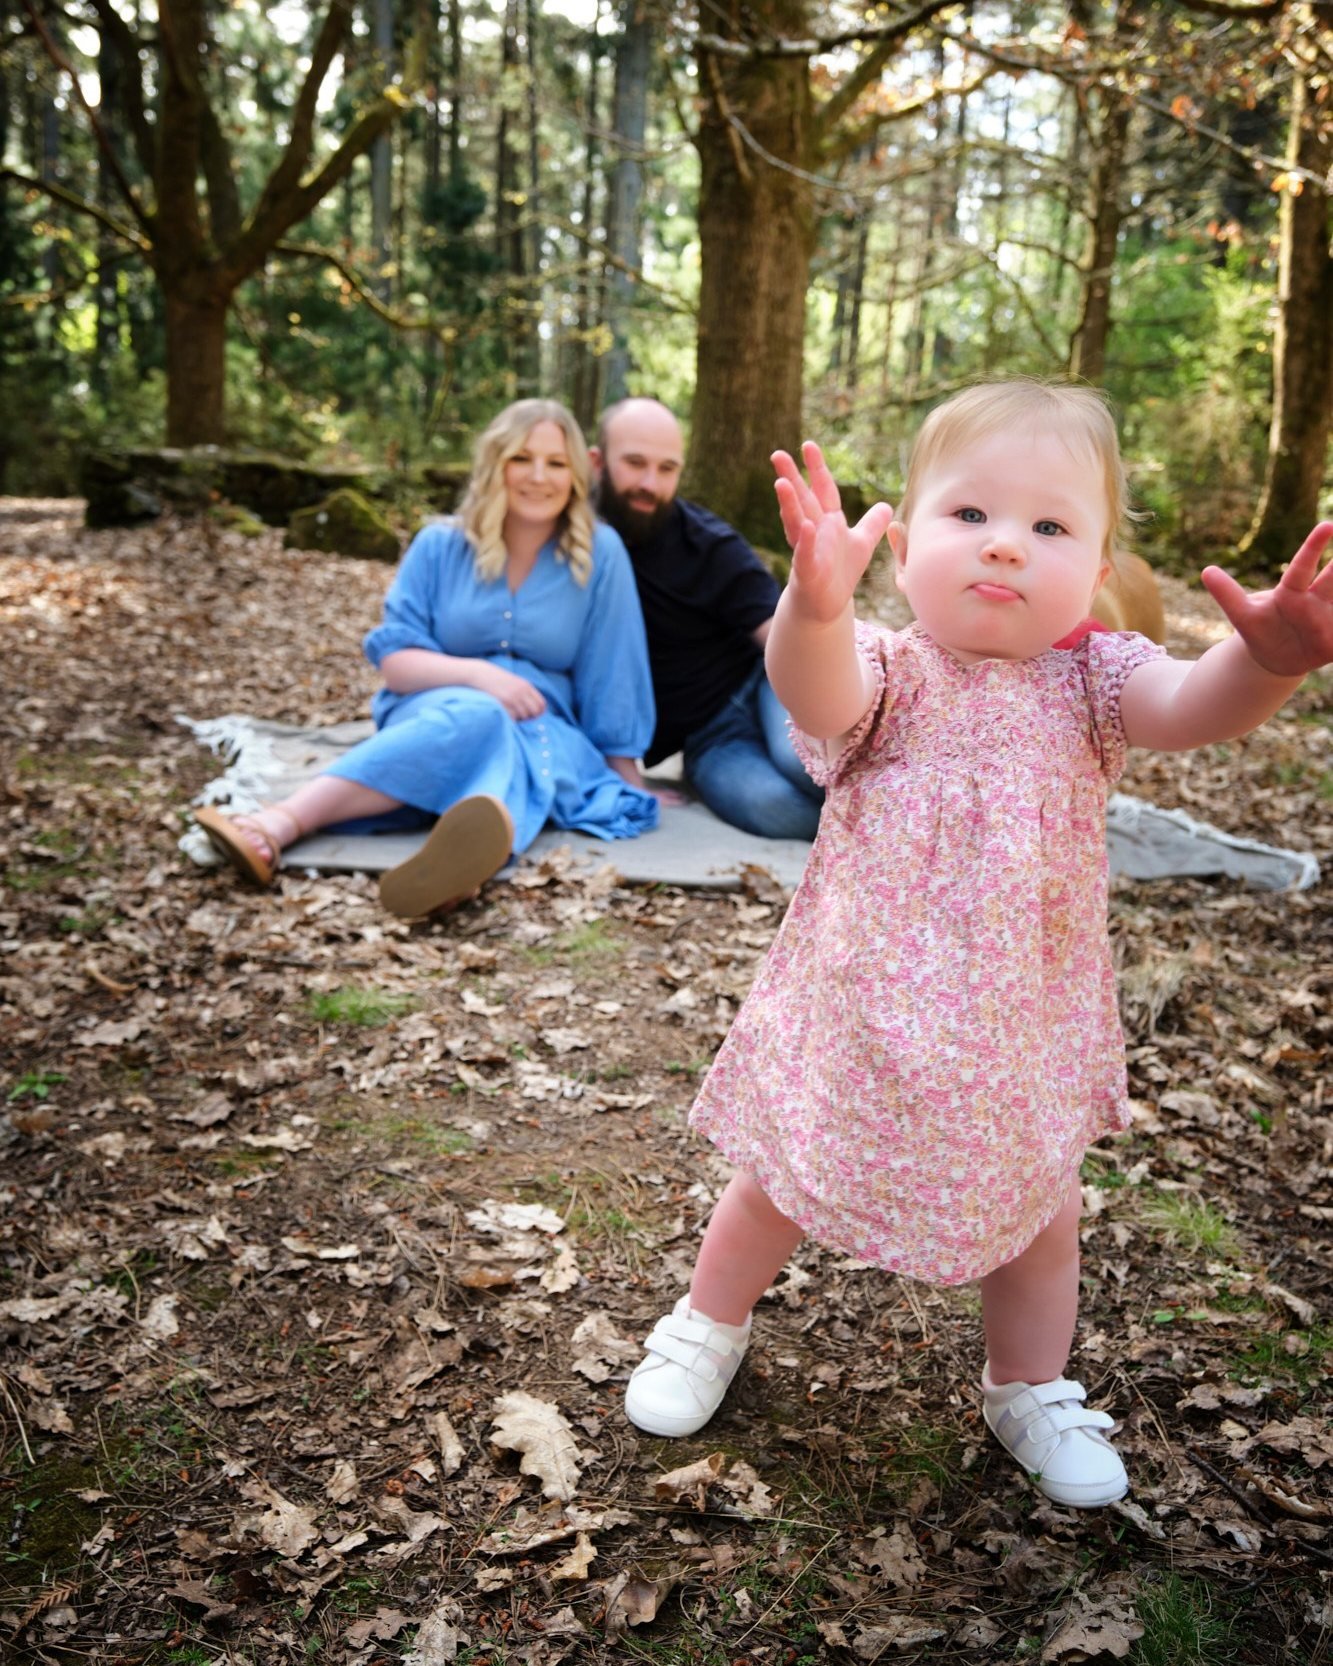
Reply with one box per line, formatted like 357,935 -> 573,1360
590,398 -> 822,840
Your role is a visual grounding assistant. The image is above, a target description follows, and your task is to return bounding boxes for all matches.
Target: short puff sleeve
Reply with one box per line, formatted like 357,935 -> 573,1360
1072,629 -> 1169,781
790,621 -> 914,787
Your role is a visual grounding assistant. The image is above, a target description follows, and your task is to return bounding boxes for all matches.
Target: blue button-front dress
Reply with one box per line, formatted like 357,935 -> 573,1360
324,519 -> 660,852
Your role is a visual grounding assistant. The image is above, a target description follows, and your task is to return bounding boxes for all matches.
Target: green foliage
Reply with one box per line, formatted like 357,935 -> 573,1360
307,986 -> 418,1026
1132,1573 -> 1237,1665
1139,1191 -> 1242,1259
1114,242 -> 1274,565
8,1069 -> 67,1101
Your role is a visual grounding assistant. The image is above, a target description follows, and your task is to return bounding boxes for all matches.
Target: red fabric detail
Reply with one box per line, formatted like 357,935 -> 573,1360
1053,618 -> 1111,650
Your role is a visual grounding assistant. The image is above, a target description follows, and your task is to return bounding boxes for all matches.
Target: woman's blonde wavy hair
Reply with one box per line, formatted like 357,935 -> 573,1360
457,399 -> 595,586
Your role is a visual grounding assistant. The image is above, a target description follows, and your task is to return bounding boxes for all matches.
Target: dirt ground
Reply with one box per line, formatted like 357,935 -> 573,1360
1,501 -> 1330,1666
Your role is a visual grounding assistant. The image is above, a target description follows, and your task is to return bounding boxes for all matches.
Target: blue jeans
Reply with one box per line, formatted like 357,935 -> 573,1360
682,663 -> 824,840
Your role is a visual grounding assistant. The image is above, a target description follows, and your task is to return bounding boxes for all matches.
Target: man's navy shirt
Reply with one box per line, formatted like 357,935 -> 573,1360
623,498 -> 780,766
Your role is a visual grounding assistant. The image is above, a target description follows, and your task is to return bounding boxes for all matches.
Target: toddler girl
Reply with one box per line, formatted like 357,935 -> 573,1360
624,380 -> 1333,1507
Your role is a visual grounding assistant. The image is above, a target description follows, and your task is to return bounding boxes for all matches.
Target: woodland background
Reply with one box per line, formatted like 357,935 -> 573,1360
2,0 -> 1331,558
2,4 -> 1333,1665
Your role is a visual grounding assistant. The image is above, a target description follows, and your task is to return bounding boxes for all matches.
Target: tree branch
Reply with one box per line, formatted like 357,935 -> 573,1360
696,0 -> 976,59
240,0 -> 356,249
20,0 -> 153,236
274,240 -> 451,334
228,88 -> 410,281
1,166 -> 151,252
86,0 -> 157,179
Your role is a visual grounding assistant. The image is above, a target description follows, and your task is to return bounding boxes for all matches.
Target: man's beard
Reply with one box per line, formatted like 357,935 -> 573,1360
594,473 -> 673,547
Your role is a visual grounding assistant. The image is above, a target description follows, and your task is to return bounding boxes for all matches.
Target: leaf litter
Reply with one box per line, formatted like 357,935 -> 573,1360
0,501 -> 1329,1661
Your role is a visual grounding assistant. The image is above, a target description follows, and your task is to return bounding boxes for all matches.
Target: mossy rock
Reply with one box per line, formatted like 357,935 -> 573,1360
285,489 -> 401,561
209,501 -> 267,538
79,446 -> 384,529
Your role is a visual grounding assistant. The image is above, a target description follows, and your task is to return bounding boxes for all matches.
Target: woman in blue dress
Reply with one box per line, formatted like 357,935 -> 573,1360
195,399 -> 660,916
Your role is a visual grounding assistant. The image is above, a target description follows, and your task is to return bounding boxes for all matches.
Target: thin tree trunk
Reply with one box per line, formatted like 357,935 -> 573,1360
1068,90 -> 1129,383
603,0 -> 651,405
689,0 -> 814,545
447,0 -> 463,180
847,211 -> 870,390
571,1 -> 604,430
370,0 -> 395,297
497,0 -> 535,389
1239,71 -> 1333,570
95,20 -> 123,388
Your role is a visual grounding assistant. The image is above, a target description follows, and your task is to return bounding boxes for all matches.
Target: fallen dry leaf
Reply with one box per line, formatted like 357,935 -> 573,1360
489,1391 -> 583,1501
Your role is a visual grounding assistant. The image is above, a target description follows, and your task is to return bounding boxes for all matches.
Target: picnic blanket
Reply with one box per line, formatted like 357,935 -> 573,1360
177,715 -> 1321,894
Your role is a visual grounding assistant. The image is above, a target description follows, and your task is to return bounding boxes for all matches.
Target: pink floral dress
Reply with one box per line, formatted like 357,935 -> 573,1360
689,623 -> 1166,1285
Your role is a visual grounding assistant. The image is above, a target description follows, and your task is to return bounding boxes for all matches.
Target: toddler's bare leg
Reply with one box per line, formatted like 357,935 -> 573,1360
979,1183 -> 1081,1385
690,1171 -> 804,1325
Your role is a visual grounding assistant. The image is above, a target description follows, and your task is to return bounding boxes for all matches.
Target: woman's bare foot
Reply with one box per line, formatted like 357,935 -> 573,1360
194,804 -> 304,886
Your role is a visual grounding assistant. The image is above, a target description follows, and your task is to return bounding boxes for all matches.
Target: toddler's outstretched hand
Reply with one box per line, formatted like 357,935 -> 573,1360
1201,522 -> 1333,678
773,443 -> 894,624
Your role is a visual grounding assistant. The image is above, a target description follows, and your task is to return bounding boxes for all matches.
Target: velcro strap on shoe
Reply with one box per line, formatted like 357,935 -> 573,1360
1024,1377 -> 1088,1408
643,1329 -> 719,1380
1045,1405 -> 1115,1434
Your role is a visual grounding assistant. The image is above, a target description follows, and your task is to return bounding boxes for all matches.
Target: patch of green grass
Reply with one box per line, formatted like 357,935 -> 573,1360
1231,1325 -> 1331,1390
665,1058 -> 709,1078
1139,1192 -> 1241,1260
107,1249 -> 160,1300
306,985 -> 417,1026
0,1453 -> 105,1598
57,904 -> 119,935
876,1422 -> 964,1492
1132,1573 -> 1236,1665
520,917 -> 622,964
7,1069 -> 67,1102
211,1147 -> 279,1176
332,1574 -> 385,1616
1080,1152 -> 1128,1188
333,1114 -> 474,1155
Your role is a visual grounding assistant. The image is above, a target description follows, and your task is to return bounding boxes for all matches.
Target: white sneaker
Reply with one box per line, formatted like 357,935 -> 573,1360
982,1367 -> 1129,1508
623,1297 -> 751,1437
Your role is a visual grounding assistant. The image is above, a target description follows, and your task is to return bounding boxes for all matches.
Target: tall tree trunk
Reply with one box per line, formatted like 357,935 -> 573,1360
1239,70 -> 1333,570
524,0 -> 542,346
95,20 -> 123,388
370,0 -> 395,297
1068,90 -> 1129,383
847,211 -> 869,391
603,0 -> 651,405
447,0 -> 463,180
497,0 -> 535,389
689,1 -> 814,546
40,19 -> 62,286
162,288 -> 229,445
570,1 -> 604,430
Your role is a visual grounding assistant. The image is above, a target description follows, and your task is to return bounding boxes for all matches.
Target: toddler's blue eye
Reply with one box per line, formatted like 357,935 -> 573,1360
1035,519 -> 1065,536
957,507 -> 985,523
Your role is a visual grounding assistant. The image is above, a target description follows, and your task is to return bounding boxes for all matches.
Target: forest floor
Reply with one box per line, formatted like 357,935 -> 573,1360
1,500 -> 1331,1666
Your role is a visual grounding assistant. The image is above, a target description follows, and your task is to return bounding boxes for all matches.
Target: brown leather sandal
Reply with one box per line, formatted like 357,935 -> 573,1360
194,805 -> 303,887
378,796 -> 515,918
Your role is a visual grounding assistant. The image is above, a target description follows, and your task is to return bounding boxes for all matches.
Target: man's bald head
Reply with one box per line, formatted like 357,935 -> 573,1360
591,398 -> 685,546
595,397 -> 683,458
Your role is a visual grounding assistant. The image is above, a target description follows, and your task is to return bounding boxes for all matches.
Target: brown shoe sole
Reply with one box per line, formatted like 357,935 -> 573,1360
194,805 -> 277,886
378,795 -> 515,918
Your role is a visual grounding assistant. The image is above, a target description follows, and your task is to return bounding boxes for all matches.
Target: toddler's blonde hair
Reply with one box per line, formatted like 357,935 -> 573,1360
458,399 -> 595,585
896,379 -> 1132,565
